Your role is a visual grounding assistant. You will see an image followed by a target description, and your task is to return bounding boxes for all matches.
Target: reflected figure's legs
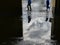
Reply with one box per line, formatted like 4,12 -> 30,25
27,4 -> 32,11
27,5 -> 29,11
27,10 -> 32,23
46,8 -> 50,21
28,16 -> 31,23
30,5 -> 32,11
46,10 -> 48,21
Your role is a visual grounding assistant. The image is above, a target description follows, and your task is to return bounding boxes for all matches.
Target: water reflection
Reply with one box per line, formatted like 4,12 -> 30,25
27,10 -> 32,23
46,8 -> 50,21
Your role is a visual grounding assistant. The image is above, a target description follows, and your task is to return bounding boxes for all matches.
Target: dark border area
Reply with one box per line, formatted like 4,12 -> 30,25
0,0 -> 23,43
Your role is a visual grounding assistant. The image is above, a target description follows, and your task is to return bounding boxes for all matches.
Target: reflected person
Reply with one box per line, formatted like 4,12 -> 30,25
27,0 -> 32,11
27,10 -> 32,23
46,0 -> 50,21
46,0 -> 50,11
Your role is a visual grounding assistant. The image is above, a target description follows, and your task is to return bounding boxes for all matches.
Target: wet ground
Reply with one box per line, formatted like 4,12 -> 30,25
22,0 -> 55,45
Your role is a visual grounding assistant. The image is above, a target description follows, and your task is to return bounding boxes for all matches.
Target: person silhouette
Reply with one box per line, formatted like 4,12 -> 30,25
27,0 -> 32,11
27,10 -> 31,23
46,0 -> 50,11
46,0 -> 50,21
